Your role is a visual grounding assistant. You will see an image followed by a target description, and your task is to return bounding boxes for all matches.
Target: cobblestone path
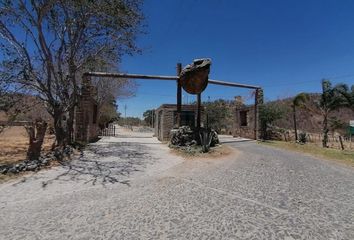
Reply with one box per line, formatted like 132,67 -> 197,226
0,133 -> 353,239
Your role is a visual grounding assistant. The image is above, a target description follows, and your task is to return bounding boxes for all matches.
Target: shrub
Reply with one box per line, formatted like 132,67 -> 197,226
298,132 -> 308,144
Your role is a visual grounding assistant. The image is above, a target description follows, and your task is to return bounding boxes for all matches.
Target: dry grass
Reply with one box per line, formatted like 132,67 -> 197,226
0,126 -> 55,165
260,140 -> 354,167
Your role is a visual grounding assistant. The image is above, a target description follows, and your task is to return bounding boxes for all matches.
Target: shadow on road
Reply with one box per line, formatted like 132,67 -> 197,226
39,142 -> 156,188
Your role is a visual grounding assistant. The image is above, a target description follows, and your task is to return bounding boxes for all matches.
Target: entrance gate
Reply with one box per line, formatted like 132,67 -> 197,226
78,59 -> 263,142
99,124 -> 117,137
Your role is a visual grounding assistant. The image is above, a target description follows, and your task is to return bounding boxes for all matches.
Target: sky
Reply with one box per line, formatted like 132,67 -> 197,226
119,0 -> 354,118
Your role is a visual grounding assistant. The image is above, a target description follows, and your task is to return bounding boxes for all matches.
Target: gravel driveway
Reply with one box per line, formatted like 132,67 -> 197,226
0,132 -> 353,240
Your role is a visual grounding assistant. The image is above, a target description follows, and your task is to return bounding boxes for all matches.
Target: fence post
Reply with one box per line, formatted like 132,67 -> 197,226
339,136 -> 344,150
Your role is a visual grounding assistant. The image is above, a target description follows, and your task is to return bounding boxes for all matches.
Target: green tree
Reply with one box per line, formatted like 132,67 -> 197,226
143,109 -> 154,127
0,0 -> 144,146
329,117 -> 347,135
203,99 -> 233,133
316,80 -> 345,147
335,83 -> 354,111
259,103 -> 285,140
292,92 -> 309,141
98,100 -> 120,129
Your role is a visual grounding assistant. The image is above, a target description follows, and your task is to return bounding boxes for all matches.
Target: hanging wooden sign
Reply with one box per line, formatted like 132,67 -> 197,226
179,58 -> 211,95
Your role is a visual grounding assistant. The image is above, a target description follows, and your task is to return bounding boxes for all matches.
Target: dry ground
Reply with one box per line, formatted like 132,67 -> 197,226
0,126 -> 55,165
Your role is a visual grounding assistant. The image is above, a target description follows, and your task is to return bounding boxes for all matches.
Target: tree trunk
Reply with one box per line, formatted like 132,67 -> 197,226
260,122 -> 267,140
322,113 -> 329,148
67,108 -> 75,144
293,105 -> 298,142
53,109 -> 68,147
25,119 -> 48,161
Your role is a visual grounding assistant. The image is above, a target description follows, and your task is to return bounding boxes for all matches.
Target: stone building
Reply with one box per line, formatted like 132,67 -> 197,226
74,78 -> 99,142
233,90 -> 263,140
233,105 -> 258,139
154,104 -> 198,141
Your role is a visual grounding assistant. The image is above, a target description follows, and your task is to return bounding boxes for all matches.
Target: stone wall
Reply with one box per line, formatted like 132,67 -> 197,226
233,105 -> 258,140
74,78 -> 99,142
155,104 -> 198,141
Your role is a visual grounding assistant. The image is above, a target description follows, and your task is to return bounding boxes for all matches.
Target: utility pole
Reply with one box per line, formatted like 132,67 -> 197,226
124,104 -> 127,126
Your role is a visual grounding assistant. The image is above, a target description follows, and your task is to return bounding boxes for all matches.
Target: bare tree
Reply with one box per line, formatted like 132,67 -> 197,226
0,0 -> 144,146
90,72 -> 137,128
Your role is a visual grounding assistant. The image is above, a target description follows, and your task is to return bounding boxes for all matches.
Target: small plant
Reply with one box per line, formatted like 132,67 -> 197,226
199,130 -> 213,153
298,132 -> 307,144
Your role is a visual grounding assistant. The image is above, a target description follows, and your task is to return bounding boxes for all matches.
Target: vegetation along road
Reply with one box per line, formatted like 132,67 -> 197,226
0,131 -> 353,239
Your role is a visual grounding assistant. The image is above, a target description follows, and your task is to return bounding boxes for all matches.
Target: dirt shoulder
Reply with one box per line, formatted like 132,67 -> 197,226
170,144 -> 237,161
259,140 -> 354,167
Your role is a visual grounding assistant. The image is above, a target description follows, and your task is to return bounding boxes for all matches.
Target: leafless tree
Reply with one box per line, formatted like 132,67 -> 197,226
0,0 -> 144,146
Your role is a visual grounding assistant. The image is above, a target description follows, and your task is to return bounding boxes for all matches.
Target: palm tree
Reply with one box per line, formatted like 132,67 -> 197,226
292,93 -> 309,142
335,83 -> 354,110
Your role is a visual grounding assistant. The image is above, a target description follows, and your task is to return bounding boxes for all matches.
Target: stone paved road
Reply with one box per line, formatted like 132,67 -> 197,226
0,132 -> 353,240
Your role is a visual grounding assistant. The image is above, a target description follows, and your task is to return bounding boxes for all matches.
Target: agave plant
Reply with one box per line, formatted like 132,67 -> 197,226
199,129 -> 214,153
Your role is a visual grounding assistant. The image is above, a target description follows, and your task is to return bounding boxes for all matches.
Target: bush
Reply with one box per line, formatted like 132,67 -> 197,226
259,104 -> 286,140
298,132 -> 308,144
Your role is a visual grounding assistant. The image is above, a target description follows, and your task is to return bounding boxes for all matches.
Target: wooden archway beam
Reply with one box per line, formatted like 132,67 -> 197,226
83,71 -> 261,89
83,71 -> 262,140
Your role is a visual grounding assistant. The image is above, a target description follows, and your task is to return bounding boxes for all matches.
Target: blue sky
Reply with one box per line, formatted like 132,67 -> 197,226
119,0 -> 354,118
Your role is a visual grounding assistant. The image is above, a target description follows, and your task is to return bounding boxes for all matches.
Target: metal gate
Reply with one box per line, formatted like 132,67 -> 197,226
99,124 -> 117,136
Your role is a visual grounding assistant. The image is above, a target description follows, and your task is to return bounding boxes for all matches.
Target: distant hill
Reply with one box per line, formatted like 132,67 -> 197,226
203,94 -> 353,136
269,94 -> 353,135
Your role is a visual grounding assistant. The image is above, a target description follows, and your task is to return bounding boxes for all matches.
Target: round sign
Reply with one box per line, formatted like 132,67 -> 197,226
180,59 -> 211,95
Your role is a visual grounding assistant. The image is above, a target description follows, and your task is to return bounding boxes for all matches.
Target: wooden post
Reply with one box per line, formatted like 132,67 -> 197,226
254,89 -> 259,140
339,136 -> 344,150
176,63 -> 182,127
197,93 -> 201,130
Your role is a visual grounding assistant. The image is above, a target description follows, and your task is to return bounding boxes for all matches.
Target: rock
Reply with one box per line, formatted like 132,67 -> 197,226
210,130 -> 219,147
41,158 -> 51,166
0,144 -> 75,175
46,152 -> 54,159
8,166 -> 19,174
0,166 -> 9,174
169,126 -> 219,148
26,164 -> 38,171
15,163 -> 26,171
54,148 -> 63,159
170,126 -> 195,147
